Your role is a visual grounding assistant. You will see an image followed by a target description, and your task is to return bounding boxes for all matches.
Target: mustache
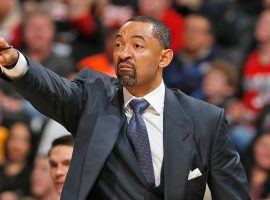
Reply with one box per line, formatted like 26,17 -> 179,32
117,60 -> 135,68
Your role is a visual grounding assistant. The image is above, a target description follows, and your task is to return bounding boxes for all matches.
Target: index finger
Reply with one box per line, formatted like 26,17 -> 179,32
0,46 -> 13,52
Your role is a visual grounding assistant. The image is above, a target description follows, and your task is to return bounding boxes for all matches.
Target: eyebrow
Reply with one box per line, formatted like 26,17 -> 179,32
115,34 -> 146,41
116,33 -> 122,39
132,34 -> 146,41
49,160 -> 56,165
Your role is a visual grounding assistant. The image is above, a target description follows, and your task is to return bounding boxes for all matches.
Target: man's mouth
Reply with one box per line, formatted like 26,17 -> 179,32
117,63 -> 135,75
55,181 -> 64,189
117,60 -> 135,69
118,63 -> 133,69
119,66 -> 133,72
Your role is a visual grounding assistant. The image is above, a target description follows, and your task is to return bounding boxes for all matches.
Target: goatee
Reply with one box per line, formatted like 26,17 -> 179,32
116,61 -> 137,87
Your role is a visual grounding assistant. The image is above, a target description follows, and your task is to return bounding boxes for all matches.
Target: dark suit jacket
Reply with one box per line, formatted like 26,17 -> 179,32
9,57 -> 250,199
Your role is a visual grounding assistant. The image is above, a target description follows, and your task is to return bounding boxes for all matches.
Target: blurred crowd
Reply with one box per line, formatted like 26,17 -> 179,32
1,0 -> 270,199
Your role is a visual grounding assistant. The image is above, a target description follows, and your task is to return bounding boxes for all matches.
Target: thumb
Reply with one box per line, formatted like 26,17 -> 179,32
0,37 -> 10,49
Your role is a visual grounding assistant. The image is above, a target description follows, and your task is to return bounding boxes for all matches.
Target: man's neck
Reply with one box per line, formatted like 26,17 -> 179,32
258,42 -> 270,65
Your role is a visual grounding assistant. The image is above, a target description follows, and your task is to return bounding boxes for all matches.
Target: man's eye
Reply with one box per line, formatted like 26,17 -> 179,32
115,43 -> 122,48
135,44 -> 142,49
49,162 -> 57,168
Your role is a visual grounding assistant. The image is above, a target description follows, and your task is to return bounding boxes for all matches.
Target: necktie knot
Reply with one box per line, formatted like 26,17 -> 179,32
129,99 -> 149,114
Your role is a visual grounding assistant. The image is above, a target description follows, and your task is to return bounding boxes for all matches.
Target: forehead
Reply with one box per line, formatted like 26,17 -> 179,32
185,16 -> 210,29
34,157 -> 49,168
10,124 -> 30,139
50,145 -> 73,161
259,11 -> 270,21
117,21 -> 154,39
35,157 -> 48,164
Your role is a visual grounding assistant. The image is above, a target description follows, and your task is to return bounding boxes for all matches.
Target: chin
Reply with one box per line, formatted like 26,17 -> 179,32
55,187 -> 63,195
118,76 -> 137,87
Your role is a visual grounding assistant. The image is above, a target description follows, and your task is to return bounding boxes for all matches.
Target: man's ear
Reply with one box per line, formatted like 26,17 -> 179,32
159,49 -> 173,69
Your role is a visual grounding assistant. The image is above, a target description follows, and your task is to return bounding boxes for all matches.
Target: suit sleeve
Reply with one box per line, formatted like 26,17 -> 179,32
10,56 -> 88,135
208,109 -> 251,199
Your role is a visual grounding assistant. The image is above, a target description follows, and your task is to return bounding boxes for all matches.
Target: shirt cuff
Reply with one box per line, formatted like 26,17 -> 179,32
1,51 -> 29,79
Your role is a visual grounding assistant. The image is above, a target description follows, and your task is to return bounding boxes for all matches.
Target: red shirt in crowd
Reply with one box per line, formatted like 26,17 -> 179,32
160,8 -> 184,53
242,51 -> 270,115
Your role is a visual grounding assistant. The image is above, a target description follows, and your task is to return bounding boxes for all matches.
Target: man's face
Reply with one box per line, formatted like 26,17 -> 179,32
138,0 -> 170,17
183,15 -> 212,53
264,0 -> 270,8
255,11 -> 270,44
7,123 -> 31,162
203,69 -> 231,98
254,134 -> 270,170
23,14 -> 55,52
0,0 -> 14,19
113,21 -> 164,95
31,157 -> 55,198
49,145 -> 73,195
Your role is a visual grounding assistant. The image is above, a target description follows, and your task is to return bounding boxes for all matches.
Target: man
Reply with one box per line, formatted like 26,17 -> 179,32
48,135 -> 74,197
22,10 -> 75,78
163,13 -> 224,97
0,16 -> 249,199
138,0 -> 184,53
30,156 -> 58,200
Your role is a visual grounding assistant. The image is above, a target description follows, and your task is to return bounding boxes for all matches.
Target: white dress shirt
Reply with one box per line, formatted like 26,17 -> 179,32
123,82 -> 165,186
1,52 -> 165,186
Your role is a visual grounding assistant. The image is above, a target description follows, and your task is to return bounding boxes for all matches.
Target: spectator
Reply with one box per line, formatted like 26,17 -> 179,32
48,135 -> 74,196
241,130 -> 270,200
102,1 -> 134,28
137,0 -> 184,53
163,13 -> 225,96
22,9 -> 75,78
41,0 -> 100,62
77,26 -> 118,77
28,155 -> 58,200
0,122 -> 33,198
242,9 -> 270,122
265,0 -> 270,9
200,59 -> 238,106
195,59 -> 255,152
201,0 -> 258,64
0,191 -> 18,200
0,0 -> 21,48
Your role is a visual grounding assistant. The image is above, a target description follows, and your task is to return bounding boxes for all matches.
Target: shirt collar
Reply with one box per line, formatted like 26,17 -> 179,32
123,81 -> 165,115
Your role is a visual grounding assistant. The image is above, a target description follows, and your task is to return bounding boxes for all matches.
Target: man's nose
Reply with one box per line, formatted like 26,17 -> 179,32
55,166 -> 65,176
119,45 -> 132,60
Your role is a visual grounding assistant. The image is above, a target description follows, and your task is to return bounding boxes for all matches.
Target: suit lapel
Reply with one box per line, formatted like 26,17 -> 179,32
163,89 -> 194,200
78,88 -> 125,199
